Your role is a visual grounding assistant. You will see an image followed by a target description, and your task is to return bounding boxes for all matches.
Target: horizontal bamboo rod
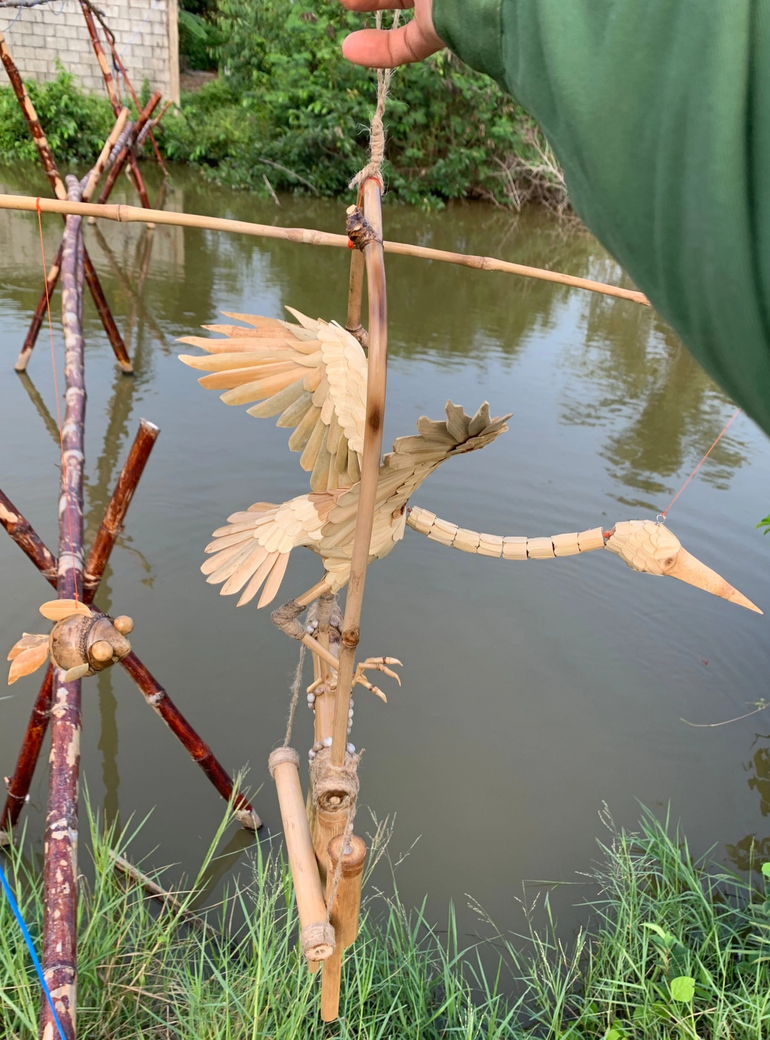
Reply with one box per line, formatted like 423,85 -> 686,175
0,193 -> 649,306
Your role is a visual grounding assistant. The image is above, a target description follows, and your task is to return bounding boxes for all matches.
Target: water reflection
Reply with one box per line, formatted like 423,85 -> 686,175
562,297 -> 747,510
726,732 -> 770,872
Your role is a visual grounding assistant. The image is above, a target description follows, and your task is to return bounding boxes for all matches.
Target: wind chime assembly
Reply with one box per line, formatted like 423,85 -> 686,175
0,12 -> 763,1036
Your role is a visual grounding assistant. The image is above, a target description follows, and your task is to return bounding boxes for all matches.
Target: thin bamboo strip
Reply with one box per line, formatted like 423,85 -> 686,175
331,183 -> 388,768
345,249 -> 368,345
0,194 -> 650,306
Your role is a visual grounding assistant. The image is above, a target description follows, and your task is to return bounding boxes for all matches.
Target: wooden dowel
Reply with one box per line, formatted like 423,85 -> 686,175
331,183 -> 388,767
83,419 -> 160,599
40,176 -> 85,1040
0,194 -> 650,306
268,748 -> 335,962
321,834 -> 367,1022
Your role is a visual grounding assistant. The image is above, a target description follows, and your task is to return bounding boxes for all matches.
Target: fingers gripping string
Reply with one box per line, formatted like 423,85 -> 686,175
37,198 -> 79,603
659,408 -> 741,519
349,11 -> 401,192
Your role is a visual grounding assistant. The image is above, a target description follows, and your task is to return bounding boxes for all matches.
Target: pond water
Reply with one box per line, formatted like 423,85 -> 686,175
1,164 -> 769,951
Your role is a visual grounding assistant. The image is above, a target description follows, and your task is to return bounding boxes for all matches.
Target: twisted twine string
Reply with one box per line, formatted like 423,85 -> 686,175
349,11 -> 401,191
282,643 -> 306,748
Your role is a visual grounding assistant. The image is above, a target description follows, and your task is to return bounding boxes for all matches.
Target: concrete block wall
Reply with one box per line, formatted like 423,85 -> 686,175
0,0 -> 179,104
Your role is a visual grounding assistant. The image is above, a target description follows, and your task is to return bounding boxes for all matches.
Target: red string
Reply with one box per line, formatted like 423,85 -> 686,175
36,198 -> 79,603
660,408 -> 741,518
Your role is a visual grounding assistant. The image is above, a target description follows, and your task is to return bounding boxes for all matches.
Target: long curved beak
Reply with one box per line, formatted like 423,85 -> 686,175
668,548 -> 762,614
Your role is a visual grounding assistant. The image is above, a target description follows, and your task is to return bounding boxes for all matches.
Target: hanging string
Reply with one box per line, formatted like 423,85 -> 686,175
0,859 -> 68,1040
36,197 -> 79,603
658,408 -> 741,520
349,11 -> 401,192
282,643 -> 306,748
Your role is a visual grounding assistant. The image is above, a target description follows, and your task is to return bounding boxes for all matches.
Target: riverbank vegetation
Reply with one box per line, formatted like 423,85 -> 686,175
1,803 -> 768,1038
0,0 -> 568,211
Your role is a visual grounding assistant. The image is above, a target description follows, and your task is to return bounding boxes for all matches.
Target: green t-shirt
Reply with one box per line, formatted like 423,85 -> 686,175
434,0 -> 770,438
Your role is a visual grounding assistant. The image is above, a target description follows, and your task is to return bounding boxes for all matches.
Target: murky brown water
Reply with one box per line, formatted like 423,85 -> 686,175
1,164 -> 769,946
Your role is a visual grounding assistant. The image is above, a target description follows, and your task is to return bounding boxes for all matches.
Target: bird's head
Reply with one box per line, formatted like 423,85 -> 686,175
604,520 -> 761,613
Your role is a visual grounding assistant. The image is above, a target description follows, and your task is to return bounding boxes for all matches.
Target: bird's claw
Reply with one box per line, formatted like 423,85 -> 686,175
353,656 -> 403,702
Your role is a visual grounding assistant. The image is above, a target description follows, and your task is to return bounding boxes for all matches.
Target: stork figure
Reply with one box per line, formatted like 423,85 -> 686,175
179,309 -> 510,696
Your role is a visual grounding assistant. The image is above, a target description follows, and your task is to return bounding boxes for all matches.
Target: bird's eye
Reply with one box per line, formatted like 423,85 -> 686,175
665,557 -> 676,568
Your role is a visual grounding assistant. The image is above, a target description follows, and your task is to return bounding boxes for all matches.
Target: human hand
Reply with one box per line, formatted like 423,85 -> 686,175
339,0 -> 444,68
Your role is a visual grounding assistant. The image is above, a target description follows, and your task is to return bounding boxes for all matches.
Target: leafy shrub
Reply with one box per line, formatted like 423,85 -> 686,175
0,68 -> 113,165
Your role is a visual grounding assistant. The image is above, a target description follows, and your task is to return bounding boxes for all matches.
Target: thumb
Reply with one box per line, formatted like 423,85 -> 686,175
342,22 -> 443,67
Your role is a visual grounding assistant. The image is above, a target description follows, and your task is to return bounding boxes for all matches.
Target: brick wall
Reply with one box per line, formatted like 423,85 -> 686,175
0,0 -> 179,104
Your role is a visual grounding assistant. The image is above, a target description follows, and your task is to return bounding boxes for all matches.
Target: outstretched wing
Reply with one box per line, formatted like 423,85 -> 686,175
178,308 -> 366,492
320,402 -> 511,579
8,632 -> 49,685
201,493 -> 340,608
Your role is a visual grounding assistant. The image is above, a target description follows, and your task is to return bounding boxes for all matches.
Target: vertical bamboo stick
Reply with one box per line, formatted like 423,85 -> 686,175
96,92 -> 161,206
40,176 -> 86,1040
78,1 -> 151,209
345,249 -> 368,347
331,181 -> 387,768
321,834 -> 367,1022
268,748 -> 335,961
83,419 -> 159,599
102,29 -> 168,177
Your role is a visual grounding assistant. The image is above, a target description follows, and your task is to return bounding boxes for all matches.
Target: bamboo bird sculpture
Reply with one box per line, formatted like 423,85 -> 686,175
7,599 -> 134,684
178,309 -> 510,692
406,509 -> 761,613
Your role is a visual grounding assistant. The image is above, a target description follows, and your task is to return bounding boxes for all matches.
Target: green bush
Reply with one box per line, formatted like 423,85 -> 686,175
160,0 -> 567,209
0,68 -> 113,165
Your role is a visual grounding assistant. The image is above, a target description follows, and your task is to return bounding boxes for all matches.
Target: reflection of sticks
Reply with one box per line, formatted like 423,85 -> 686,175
40,175 -> 85,1040
0,194 -> 650,306
91,223 -> 168,351
0,480 -> 263,836
15,372 -> 60,444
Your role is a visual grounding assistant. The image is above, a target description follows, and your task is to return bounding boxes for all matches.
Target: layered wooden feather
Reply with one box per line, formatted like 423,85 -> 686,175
178,308 -> 367,492
7,632 -> 49,684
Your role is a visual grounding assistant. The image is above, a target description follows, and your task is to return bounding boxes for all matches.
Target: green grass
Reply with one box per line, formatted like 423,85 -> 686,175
1,801 -> 769,1038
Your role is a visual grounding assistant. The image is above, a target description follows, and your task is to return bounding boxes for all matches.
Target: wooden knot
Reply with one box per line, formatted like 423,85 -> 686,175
345,206 -> 379,251
268,746 -> 300,777
310,747 -> 359,813
271,600 -> 305,640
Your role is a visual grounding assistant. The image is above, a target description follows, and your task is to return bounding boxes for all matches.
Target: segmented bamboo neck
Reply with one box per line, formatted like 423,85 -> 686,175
406,506 -> 607,559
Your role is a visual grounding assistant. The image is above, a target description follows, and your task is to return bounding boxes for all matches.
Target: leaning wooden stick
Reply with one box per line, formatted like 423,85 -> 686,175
40,176 -> 85,1040
0,194 -> 650,306
79,0 -> 151,209
331,182 -> 389,768
269,747 -> 336,962
84,419 -> 160,598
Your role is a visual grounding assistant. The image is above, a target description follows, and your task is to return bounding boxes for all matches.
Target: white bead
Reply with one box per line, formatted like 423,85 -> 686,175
323,736 -> 332,747
346,743 -> 355,754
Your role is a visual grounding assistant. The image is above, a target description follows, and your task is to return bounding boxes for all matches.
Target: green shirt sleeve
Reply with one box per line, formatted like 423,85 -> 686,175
434,0 -> 770,438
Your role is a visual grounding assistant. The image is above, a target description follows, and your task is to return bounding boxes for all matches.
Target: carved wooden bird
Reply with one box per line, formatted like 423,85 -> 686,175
406,510 -> 761,613
178,309 -> 511,611
7,600 -> 134,684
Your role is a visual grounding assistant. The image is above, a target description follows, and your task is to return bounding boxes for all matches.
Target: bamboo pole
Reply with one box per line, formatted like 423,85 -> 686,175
0,194 -> 651,306
40,176 -> 86,1040
79,107 -> 129,207
345,249 -> 368,346
83,419 -> 159,598
331,184 -> 389,768
0,489 -> 58,581
96,92 -> 162,207
79,0 -> 151,209
321,834 -> 366,1022
268,748 -> 335,962
0,666 -> 53,844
